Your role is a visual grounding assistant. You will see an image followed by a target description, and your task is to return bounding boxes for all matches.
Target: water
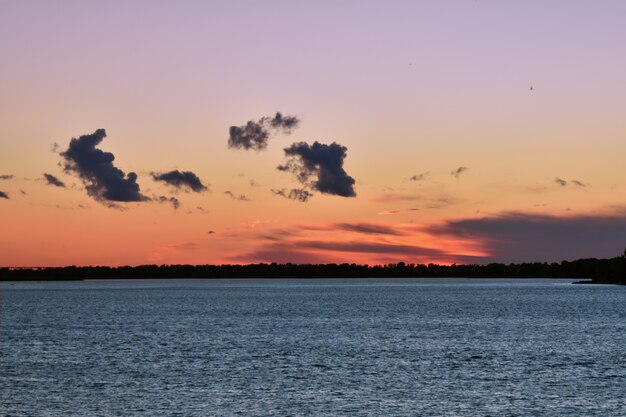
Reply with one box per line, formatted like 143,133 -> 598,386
1,279 -> 625,416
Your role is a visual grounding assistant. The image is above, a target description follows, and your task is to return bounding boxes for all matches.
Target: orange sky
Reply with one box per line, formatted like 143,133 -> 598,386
1,2 -> 626,266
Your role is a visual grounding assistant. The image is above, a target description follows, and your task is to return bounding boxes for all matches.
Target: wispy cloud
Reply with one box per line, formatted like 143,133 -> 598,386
43,173 -> 66,188
271,188 -> 313,202
450,166 -> 468,179
409,172 -> 428,182
0,175 -> 14,180
225,190 -> 251,202
155,195 -> 180,209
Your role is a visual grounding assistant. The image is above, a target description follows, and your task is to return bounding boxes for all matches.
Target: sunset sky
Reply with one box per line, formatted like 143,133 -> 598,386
1,1 -> 626,267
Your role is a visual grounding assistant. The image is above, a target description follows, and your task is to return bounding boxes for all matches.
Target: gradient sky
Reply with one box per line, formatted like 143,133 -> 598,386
1,1 -> 626,266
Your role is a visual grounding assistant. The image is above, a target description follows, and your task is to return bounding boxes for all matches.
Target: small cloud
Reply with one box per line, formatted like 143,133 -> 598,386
409,172 -> 428,182
378,210 -> 400,215
555,177 -> 567,187
156,195 -> 180,210
228,112 -> 300,151
60,129 -> 148,204
225,190 -> 251,202
0,175 -> 14,180
151,170 -> 208,193
20,190 -> 27,195
271,188 -> 313,202
571,180 -> 587,187
277,141 -> 356,198
249,179 -> 259,187
450,166 -> 468,179
43,173 -> 66,188
207,230 -> 215,234
0,191 -> 9,199
335,222 -> 405,236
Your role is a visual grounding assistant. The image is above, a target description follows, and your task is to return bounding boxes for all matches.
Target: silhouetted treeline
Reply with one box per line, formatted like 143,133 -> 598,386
1,255 -> 624,284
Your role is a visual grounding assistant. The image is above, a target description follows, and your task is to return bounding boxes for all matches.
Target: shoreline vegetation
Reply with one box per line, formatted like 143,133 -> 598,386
1,255 -> 624,285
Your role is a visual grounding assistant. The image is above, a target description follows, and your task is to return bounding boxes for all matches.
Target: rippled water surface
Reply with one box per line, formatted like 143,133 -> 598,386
1,279 -> 625,416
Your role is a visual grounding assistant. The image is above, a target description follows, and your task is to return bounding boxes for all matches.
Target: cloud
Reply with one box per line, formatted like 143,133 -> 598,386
553,178 -> 588,188
43,173 -> 66,188
335,222 -> 405,235
0,191 -> 9,199
151,170 -> 208,193
450,166 -> 468,178
207,230 -> 215,234
0,175 -> 14,180
425,210 -> 626,262
156,195 -> 180,209
268,112 -> 299,131
409,172 -> 428,182
225,190 -> 251,202
378,210 -> 401,215
271,188 -> 313,202
60,129 -> 148,204
278,141 -> 356,198
372,193 -> 462,208
228,112 -> 300,151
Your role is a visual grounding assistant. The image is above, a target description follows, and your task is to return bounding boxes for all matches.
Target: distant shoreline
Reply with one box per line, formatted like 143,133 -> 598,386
1,257 -> 624,285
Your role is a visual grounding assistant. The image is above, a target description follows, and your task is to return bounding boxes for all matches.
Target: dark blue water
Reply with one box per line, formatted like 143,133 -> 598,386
1,279 -> 625,416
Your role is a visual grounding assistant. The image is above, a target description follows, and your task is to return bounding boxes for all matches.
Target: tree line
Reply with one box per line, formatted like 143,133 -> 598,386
1,254 -> 624,284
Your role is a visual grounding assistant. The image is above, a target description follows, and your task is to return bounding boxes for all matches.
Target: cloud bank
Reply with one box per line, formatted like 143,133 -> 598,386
151,170 -> 208,193
61,129 -> 148,204
426,211 -> 626,263
228,112 -> 299,151
278,141 -> 356,198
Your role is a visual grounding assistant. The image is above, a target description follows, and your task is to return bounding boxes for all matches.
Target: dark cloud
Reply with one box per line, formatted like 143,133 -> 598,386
0,175 -> 14,180
207,230 -> 215,234
571,180 -> 586,187
43,173 -> 66,188
156,195 -> 180,210
426,211 -> 626,263
151,170 -> 208,193
225,190 -> 251,202
555,177 -> 567,187
450,166 -> 468,178
228,112 -> 300,151
335,222 -> 404,236
409,172 -> 428,182
0,191 -> 9,199
268,112 -> 299,131
60,129 -> 148,204
278,141 -> 356,198
271,188 -> 313,202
